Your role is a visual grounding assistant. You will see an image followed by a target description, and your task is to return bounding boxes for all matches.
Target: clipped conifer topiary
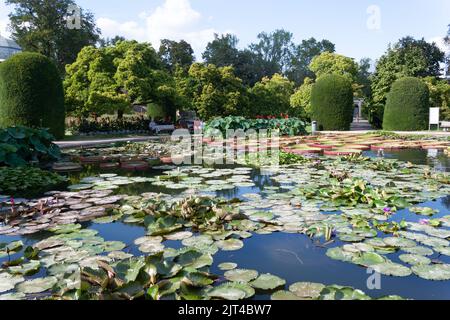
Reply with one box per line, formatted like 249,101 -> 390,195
0,52 -> 65,139
311,74 -> 354,131
383,77 -> 430,131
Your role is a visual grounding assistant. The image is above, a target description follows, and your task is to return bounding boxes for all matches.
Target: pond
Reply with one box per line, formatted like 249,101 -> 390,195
1,147 -> 450,300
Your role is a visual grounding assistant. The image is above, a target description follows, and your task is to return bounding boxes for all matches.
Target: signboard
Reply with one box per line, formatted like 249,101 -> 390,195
429,108 -> 440,130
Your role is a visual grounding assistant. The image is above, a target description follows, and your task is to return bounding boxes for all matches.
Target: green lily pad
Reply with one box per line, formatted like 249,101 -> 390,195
410,207 -> 439,216
224,269 -> 258,283
271,290 -> 304,300
371,262 -> 412,277
411,264 -> 450,281
352,252 -> 386,267
16,276 -> 58,294
207,283 -> 248,300
399,254 -> 431,266
402,246 -> 434,256
250,273 -> 286,290
218,262 -> 238,271
216,239 -> 244,251
289,282 -> 325,299
0,273 -> 24,293
383,237 -> 416,248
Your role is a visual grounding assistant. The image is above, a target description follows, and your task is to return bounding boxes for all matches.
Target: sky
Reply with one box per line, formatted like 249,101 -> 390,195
0,0 -> 449,64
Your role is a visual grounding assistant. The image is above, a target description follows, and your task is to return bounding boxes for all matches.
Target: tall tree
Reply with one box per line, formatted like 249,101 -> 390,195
64,41 -> 172,119
371,36 -> 445,107
202,34 -> 267,86
249,29 -> 295,76
99,35 -> 126,48
309,52 -> 359,82
356,58 -> 373,98
287,38 -> 335,85
7,0 -> 101,72
247,74 -> 295,117
178,63 -> 248,120
158,39 -> 195,73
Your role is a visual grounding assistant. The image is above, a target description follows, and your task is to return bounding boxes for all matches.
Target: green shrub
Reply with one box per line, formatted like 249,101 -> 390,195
0,126 -> 61,167
0,52 -> 65,139
147,103 -> 167,120
383,77 -> 430,131
205,116 -> 307,136
0,166 -> 67,195
310,74 -> 354,131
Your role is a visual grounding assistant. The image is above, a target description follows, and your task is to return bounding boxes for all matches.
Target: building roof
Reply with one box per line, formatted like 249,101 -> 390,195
0,35 -> 21,62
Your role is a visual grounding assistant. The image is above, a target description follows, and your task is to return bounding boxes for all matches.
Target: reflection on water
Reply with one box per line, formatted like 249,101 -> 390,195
1,149 -> 450,300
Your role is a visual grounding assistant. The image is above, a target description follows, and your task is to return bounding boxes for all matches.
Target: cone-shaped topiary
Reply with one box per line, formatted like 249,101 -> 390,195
0,52 -> 65,139
383,77 -> 429,131
311,74 -> 354,131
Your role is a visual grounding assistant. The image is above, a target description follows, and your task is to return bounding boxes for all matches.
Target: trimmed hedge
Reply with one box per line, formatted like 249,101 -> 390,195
383,77 -> 430,131
0,52 -> 65,139
311,74 -> 354,131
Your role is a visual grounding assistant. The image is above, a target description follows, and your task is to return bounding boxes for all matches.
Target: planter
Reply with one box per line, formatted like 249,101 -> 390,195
120,161 -> 149,171
100,162 -> 120,169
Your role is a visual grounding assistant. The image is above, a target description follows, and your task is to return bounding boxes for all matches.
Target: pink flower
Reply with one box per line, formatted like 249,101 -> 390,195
419,219 -> 430,225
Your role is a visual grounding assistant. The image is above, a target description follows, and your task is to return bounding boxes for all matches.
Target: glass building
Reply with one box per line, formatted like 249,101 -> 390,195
0,35 -> 21,62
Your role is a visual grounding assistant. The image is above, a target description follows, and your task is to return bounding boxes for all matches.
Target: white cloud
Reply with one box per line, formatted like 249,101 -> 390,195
429,36 -> 450,56
97,0 -> 223,58
0,2 -> 11,38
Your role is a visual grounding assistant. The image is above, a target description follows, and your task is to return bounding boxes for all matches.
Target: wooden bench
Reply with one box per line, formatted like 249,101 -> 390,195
149,123 -> 175,134
441,121 -> 450,132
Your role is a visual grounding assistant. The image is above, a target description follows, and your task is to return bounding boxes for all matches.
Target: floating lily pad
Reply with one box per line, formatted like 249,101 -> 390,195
216,239 -> 244,251
224,269 -> 258,283
371,262 -> 412,277
411,264 -> 450,281
218,262 -> 238,271
289,282 -> 325,299
16,277 -> 58,294
399,254 -> 431,266
271,290 -> 304,300
207,283 -> 247,300
0,273 -> 24,293
250,273 -> 286,290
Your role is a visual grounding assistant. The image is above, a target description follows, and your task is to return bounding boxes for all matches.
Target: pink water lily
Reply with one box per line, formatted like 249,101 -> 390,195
419,219 -> 430,225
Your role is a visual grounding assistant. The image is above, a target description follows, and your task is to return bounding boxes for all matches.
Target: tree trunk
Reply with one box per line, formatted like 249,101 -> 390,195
117,109 -> 124,119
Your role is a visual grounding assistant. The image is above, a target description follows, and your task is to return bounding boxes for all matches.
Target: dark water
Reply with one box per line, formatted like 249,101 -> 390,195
1,149 -> 450,300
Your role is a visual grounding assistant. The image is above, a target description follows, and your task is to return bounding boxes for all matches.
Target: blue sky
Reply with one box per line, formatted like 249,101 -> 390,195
1,0 -> 449,63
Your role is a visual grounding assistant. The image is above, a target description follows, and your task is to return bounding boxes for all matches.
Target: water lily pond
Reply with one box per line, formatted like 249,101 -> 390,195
1,136 -> 450,300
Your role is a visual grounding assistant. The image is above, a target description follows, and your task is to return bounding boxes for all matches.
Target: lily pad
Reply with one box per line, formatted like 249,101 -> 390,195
371,262 -> 412,277
224,269 -> 258,283
218,262 -> 238,271
216,239 -> 244,251
250,273 -> 286,290
289,282 -> 325,299
399,254 -> 431,266
16,276 -> 58,294
411,264 -> 450,281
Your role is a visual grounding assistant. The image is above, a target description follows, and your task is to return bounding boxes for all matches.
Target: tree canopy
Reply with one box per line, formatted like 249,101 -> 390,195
7,0 -> 100,72
64,40 -> 176,118
159,39 -> 195,73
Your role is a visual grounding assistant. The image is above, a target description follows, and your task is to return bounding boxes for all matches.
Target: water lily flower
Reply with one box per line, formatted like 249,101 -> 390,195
419,219 -> 430,225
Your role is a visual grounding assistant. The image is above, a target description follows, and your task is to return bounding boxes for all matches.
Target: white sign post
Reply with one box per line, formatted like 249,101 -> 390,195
429,108 -> 440,131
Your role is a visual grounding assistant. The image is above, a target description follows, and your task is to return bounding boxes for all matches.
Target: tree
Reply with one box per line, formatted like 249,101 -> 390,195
180,63 -> 248,120
7,0 -> 100,72
423,77 -> 450,120
290,77 -> 314,120
64,41 -> 171,119
248,74 -> 295,117
99,36 -> 126,47
309,52 -> 359,82
287,38 -> 335,85
158,39 -> 195,73
0,52 -> 65,138
249,29 -> 295,76
371,37 -> 445,107
310,74 -> 354,131
202,34 -> 266,86
356,58 -> 373,98
383,77 -> 430,131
